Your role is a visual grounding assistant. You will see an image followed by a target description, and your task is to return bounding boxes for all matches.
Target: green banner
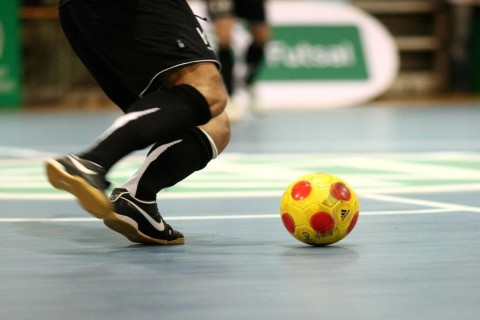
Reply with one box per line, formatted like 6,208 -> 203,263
260,25 -> 369,81
0,0 -> 22,108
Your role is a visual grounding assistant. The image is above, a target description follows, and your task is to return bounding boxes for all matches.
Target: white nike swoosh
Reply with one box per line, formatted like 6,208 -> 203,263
125,198 -> 165,232
97,108 -> 160,142
69,155 -> 98,175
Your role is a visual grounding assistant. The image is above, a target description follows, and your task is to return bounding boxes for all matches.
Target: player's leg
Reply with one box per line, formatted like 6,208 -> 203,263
47,68 -> 226,225
245,22 -> 270,87
235,0 -> 270,114
47,0 -> 228,244
107,112 -> 230,245
206,0 -> 237,96
101,66 -> 230,245
93,57 -> 230,245
59,0 -> 227,172
120,112 -> 230,200
244,21 -> 270,115
50,0 -> 226,171
48,64 -> 229,245
213,16 -> 248,121
104,64 -> 231,245
77,62 -> 225,172
236,0 -> 270,84
213,17 -> 236,96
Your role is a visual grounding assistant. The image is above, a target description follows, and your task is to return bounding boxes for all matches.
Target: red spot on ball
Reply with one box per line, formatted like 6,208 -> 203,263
281,213 -> 296,234
291,180 -> 312,200
330,182 -> 351,201
310,212 -> 335,234
347,212 -> 359,234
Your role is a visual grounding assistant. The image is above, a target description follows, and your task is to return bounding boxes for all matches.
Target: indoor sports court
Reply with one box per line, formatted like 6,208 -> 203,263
1,0 -> 480,319
0,102 -> 479,320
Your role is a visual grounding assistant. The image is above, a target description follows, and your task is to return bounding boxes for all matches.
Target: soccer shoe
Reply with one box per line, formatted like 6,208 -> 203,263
106,188 -> 185,245
45,155 -> 112,219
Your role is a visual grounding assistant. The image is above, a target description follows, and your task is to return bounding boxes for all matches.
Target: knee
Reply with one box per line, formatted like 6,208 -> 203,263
200,112 -> 231,154
164,62 -> 228,118
194,73 -> 228,118
205,84 -> 229,118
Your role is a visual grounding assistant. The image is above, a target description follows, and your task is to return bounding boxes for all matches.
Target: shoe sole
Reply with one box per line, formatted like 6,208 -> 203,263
46,159 -> 184,246
46,159 -> 112,219
104,215 -> 185,245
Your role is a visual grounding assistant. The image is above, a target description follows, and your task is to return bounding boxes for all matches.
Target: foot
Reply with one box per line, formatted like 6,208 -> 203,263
106,188 -> 184,245
45,154 -> 112,219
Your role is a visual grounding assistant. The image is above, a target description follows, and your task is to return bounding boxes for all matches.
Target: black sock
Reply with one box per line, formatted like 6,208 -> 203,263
245,42 -> 265,86
122,127 -> 214,201
80,84 -> 211,171
218,47 -> 235,95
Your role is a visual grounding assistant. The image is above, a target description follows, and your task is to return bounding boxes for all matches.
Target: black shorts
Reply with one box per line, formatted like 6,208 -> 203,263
206,0 -> 267,22
59,0 -> 219,110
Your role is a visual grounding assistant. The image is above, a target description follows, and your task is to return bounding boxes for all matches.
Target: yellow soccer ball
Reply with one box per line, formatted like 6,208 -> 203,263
280,173 -> 360,246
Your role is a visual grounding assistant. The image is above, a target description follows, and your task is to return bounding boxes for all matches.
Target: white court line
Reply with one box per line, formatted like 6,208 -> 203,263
363,193 -> 480,213
0,147 -> 53,158
0,207 -> 460,223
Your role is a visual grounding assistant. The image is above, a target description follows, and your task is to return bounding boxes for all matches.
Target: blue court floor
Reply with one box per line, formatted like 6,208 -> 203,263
0,101 -> 479,320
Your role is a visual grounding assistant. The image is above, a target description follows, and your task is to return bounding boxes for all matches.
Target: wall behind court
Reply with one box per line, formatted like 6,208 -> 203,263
19,0 -> 460,109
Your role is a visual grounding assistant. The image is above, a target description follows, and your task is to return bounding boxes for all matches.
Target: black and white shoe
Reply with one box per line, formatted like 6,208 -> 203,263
45,154 -> 112,219
106,188 -> 185,245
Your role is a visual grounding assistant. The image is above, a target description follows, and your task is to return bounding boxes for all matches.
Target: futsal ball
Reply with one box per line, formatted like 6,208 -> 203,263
280,173 -> 359,246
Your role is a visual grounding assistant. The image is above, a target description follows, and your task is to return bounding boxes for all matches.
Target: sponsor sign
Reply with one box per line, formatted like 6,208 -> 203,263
262,25 -> 369,81
0,0 -> 21,108
191,0 -> 399,108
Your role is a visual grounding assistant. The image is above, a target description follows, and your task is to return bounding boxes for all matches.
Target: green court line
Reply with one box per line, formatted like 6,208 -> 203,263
0,152 -> 479,199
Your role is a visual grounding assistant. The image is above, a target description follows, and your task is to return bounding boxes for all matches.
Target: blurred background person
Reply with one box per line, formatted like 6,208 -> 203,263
206,0 -> 271,120
449,0 -> 480,93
